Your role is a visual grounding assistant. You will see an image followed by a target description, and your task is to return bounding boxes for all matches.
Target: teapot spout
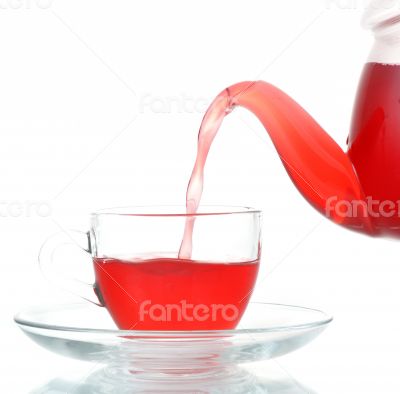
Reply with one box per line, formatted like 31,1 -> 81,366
218,81 -> 375,235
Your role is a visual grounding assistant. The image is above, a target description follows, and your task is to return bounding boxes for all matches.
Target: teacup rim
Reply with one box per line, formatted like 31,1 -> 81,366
90,205 -> 262,218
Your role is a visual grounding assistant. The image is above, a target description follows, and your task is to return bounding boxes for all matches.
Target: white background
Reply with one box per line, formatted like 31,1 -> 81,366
1,0 -> 400,392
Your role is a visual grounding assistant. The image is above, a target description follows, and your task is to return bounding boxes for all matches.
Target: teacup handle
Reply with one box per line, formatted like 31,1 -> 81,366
38,230 -> 103,306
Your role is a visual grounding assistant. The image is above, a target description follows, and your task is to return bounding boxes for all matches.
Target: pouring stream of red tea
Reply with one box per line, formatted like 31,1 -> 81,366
180,63 -> 400,258
179,79 -> 370,258
179,81 -> 363,259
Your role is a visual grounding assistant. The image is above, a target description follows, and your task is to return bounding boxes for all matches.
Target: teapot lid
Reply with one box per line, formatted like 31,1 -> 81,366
363,0 -> 400,64
362,0 -> 400,30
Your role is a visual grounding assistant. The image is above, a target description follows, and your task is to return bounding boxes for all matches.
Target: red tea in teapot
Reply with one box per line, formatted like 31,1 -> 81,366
348,62 -> 400,234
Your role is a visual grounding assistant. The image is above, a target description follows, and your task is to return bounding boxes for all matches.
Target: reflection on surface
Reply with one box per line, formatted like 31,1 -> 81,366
31,364 -> 317,394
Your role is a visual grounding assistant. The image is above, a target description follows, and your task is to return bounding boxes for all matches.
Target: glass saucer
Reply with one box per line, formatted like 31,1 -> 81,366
15,302 -> 331,385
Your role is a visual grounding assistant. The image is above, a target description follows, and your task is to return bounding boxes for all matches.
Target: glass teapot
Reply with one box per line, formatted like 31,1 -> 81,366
188,0 -> 400,239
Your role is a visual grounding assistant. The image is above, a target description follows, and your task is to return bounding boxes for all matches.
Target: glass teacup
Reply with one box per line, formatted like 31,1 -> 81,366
39,206 -> 262,330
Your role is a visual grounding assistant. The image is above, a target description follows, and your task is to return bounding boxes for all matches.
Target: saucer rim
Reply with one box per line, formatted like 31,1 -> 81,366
14,302 -> 333,337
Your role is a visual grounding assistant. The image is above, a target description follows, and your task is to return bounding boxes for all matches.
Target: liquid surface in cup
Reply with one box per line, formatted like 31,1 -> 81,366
94,257 -> 259,330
